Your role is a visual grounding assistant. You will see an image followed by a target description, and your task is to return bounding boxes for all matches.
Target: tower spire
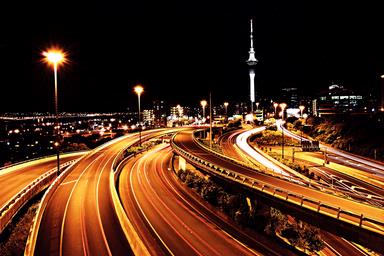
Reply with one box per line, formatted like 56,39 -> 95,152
247,19 -> 258,65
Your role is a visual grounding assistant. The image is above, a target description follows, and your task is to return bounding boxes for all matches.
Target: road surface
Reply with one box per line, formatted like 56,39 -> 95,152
118,143 -> 296,256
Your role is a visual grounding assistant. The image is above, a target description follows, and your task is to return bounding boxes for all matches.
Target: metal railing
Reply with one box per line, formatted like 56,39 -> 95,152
171,134 -> 384,236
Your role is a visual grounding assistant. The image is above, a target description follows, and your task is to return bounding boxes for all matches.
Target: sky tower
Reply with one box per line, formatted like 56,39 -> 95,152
246,19 -> 258,113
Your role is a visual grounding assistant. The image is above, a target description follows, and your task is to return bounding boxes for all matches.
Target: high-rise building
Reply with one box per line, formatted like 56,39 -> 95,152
152,100 -> 166,127
316,84 -> 366,116
170,105 -> 184,119
142,109 -> 155,126
281,87 -> 299,108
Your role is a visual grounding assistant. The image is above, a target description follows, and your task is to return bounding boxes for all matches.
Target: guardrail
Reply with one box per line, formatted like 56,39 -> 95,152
171,133 -> 384,237
0,160 -> 76,234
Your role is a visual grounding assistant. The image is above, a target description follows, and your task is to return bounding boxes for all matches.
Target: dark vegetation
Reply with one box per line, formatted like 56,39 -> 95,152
0,197 -> 41,256
290,115 -> 384,161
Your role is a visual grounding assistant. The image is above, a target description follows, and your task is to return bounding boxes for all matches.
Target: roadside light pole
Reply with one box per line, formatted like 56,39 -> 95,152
282,123 -> 285,159
201,100 -> 207,121
43,48 -> 66,176
299,105 -> 305,118
209,92 -> 213,149
279,103 -> 287,120
273,102 -> 278,118
134,85 -> 144,147
224,102 -> 229,115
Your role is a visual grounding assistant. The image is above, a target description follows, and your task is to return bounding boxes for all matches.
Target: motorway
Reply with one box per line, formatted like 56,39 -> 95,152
276,125 -> 384,203
172,130 -> 384,231
219,129 -> 371,256
32,129 -> 177,256
118,143 -> 296,256
280,124 -> 384,179
0,153 -> 84,210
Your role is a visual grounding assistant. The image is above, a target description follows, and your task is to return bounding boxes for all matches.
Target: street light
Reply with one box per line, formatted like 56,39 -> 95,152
299,105 -> 305,118
279,103 -> 287,120
299,105 -> 305,146
43,48 -> 66,176
134,85 -> 144,146
256,102 -> 260,110
201,100 -> 207,120
224,102 -> 229,115
273,102 -> 278,117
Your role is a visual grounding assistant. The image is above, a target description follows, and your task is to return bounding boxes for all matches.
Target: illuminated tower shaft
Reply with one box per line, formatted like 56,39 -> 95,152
246,19 -> 258,113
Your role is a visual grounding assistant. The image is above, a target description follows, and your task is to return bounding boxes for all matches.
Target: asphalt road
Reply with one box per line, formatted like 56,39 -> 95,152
118,143 -> 297,256
220,129 -> 369,256
33,129 -> 175,256
173,130 -> 384,230
0,153 -> 83,210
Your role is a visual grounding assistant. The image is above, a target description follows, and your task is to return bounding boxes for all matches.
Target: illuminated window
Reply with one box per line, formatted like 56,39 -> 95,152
350,95 -> 357,99
320,96 -> 326,101
331,96 -> 339,100
356,96 -> 362,99
340,96 -> 348,99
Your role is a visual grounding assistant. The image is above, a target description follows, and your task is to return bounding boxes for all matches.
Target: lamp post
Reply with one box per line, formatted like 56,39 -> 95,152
380,75 -> 384,111
273,102 -> 278,117
43,48 -> 66,176
256,102 -> 260,110
281,122 -> 285,159
279,103 -> 287,120
299,105 -> 305,146
279,103 -> 287,159
299,105 -> 305,118
224,102 -> 229,115
134,85 -> 144,146
201,100 -> 207,121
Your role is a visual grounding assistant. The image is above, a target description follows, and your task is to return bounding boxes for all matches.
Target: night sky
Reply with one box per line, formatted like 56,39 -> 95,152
1,1 -> 383,112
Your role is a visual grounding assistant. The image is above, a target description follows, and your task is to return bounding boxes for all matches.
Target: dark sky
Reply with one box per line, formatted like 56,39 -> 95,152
1,1 -> 384,112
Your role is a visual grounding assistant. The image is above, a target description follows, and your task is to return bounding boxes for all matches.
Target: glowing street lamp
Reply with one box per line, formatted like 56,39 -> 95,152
256,102 -> 260,110
201,100 -> 207,120
134,85 -> 144,146
273,102 -> 278,117
279,103 -> 287,120
224,102 -> 229,115
299,105 -> 305,118
43,47 -> 67,176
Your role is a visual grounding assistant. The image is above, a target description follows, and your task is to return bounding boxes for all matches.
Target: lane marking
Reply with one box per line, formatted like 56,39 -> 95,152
96,156 -> 113,256
60,180 -> 77,186
60,153 -> 105,256
130,156 -> 175,256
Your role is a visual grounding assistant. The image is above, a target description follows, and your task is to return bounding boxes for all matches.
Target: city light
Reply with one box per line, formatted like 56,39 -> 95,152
42,48 -> 67,67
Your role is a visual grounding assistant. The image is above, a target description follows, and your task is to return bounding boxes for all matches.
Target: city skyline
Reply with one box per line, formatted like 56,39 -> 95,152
1,2 -> 384,113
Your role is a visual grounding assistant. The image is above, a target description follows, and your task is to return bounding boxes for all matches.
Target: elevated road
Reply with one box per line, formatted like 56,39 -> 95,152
31,129 -> 176,255
118,143 -> 296,256
172,130 -> 384,253
0,153 -> 83,210
220,129 -> 370,256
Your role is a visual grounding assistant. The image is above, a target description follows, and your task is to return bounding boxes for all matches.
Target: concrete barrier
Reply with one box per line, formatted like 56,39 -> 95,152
0,160 -> 75,234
